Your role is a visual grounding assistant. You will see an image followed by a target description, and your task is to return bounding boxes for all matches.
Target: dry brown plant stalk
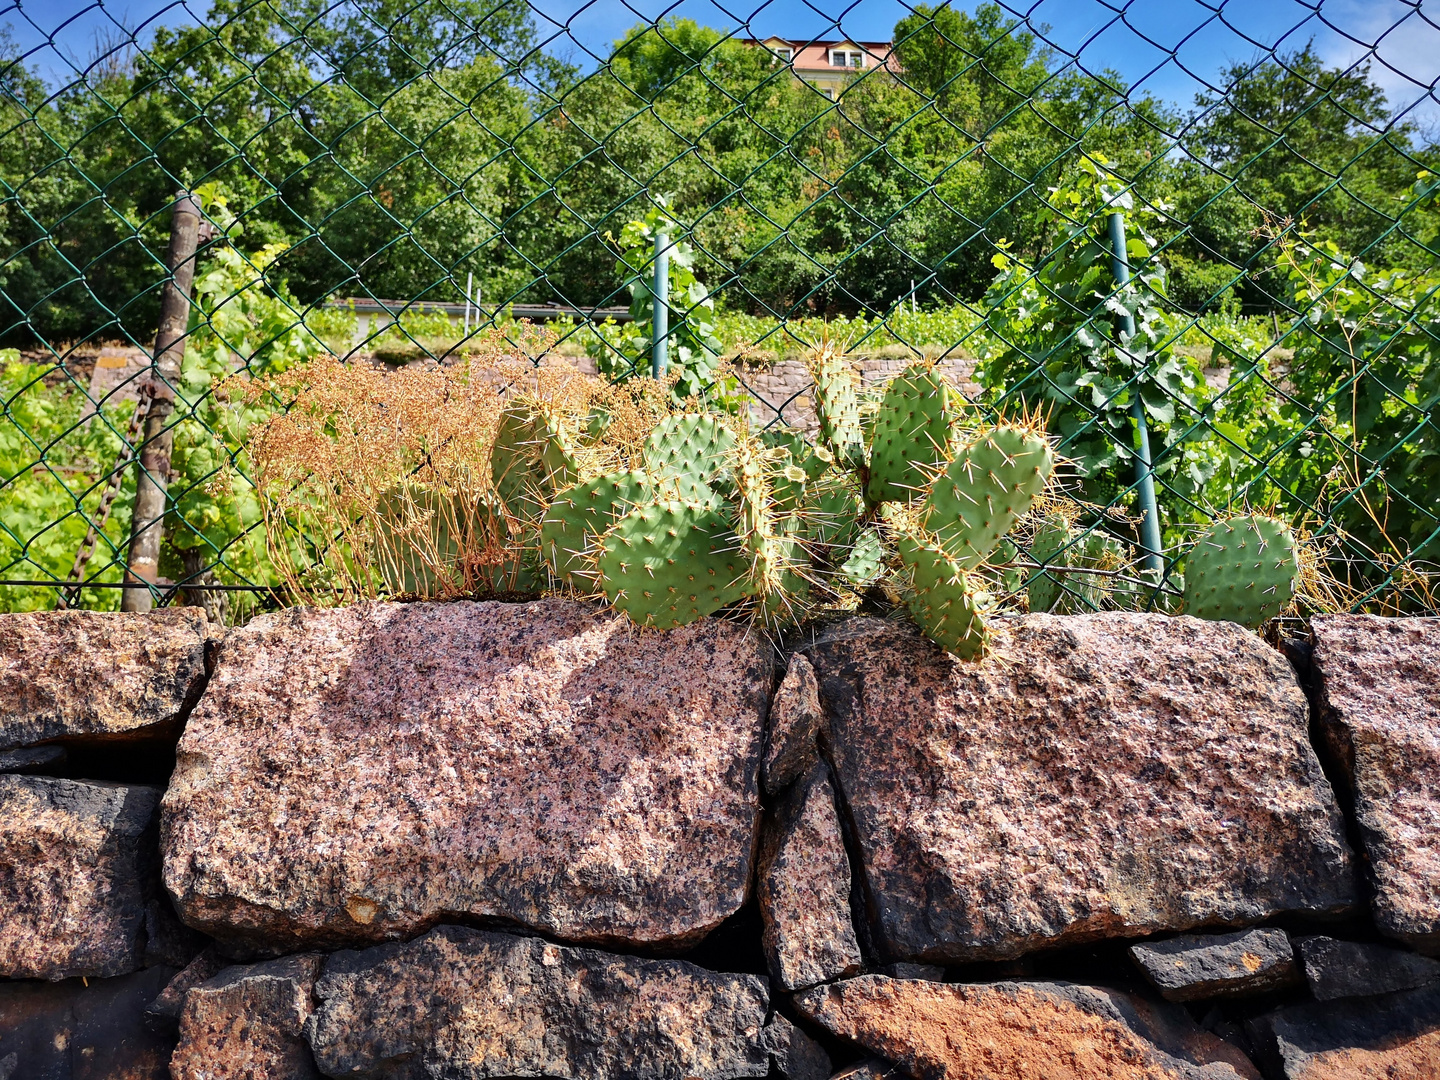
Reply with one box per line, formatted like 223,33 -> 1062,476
246,327 -> 676,605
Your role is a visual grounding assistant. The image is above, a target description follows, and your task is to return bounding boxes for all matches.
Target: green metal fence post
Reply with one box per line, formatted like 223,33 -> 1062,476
1106,211 -> 1164,580
652,230 -> 669,378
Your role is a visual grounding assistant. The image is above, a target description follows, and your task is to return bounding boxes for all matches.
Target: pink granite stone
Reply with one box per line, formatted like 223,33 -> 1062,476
0,608 -> 208,750
1311,615 -> 1440,954
170,954 -> 322,1080
805,615 -> 1356,964
161,598 -> 771,952
305,925 -> 793,1080
758,766 -> 863,990
764,653 -> 824,795
0,775 -> 161,980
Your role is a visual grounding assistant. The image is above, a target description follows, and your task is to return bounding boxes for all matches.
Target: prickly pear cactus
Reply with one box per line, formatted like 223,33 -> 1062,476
643,413 -> 738,484
924,424 -> 1054,570
1183,513 -> 1299,628
866,363 -> 958,505
540,470 -> 650,589
491,404 -> 578,522
1026,515 -> 1130,614
597,498 -> 751,628
839,526 -> 885,587
809,350 -> 867,469
897,528 -> 990,659
733,442 -> 786,599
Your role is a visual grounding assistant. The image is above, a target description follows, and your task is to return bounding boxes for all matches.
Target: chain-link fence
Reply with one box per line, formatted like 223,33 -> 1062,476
2,0 -> 1438,621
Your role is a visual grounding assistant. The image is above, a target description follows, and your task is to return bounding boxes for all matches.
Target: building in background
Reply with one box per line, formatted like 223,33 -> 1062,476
743,36 -> 899,99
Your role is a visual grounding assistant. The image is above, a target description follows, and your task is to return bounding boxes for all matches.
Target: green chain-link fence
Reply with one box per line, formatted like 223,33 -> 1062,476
2,0 -> 1438,621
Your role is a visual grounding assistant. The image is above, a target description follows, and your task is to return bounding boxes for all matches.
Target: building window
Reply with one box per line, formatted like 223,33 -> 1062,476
829,49 -> 864,68
773,46 -> 792,63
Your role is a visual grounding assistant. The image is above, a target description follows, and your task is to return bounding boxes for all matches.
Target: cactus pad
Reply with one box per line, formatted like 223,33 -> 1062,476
491,404 -> 578,522
598,499 -> 751,628
1027,516 -> 1130,613
839,526 -> 886,587
810,351 -> 867,468
897,529 -> 990,659
643,413 -> 738,484
924,424 -> 1054,569
1184,514 -> 1299,628
540,470 -> 650,588
866,363 -> 958,504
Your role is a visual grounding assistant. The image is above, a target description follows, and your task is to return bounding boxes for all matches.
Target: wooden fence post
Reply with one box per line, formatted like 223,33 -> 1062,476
121,191 -> 204,612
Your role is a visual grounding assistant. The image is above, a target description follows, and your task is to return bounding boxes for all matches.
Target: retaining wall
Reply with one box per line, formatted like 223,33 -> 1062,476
0,601 -> 1436,1079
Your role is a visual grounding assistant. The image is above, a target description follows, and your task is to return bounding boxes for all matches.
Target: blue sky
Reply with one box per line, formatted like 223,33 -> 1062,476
5,0 -> 1438,130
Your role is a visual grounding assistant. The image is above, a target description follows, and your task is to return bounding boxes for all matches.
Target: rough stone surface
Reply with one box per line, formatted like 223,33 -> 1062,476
170,953 -> 322,1080
764,1013 -> 833,1080
1248,985 -> 1440,1079
162,598 -> 771,952
795,974 -> 1261,1079
0,744 -> 67,773
0,608 -> 208,751
0,966 -> 177,1079
1131,929 -> 1301,1002
144,947 -> 225,1030
0,775 -> 162,980
806,616 -> 1356,963
759,765 -> 863,991
765,652 -> 824,795
1311,615 -> 1440,953
1298,936 -> 1440,1002
305,924 -> 791,1079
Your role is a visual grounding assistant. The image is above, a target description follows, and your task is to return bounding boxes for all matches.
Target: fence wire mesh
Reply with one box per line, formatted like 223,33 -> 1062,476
2,0 -> 1438,621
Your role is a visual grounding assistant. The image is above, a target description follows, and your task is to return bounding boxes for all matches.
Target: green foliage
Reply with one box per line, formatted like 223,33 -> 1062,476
977,158 -> 1210,518
0,356 -> 134,611
595,202 -> 723,401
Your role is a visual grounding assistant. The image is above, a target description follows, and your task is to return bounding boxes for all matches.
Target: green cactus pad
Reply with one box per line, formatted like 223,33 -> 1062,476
1184,514 -> 1299,628
923,424 -> 1054,569
643,413 -> 738,484
1027,516 -> 1130,613
897,529 -> 990,659
811,352 -> 867,469
839,526 -> 886,587
598,499 -> 751,628
491,404 -> 579,522
540,470 -> 650,588
796,476 -> 864,552
866,364 -> 958,504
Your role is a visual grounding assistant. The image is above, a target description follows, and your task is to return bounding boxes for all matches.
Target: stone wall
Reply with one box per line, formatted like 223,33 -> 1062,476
1,602 -> 1436,1079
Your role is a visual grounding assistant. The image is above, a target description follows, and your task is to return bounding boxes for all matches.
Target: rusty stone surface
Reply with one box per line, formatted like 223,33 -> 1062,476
0,608 -> 208,751
765,652 -> 824,795
0,775 -> 161,980
1130,929 -> 1301,1002
795,974 -> 1261,1080
1311,615 -> 1440,953
759,765 -> 863,991
162,598 -> 771,953
805,616 -> 1356,963
1248,985 -> 1440,1079
0,966 -> 177,1080
170,954 -> 322,1080
305,924 -> 793,1079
